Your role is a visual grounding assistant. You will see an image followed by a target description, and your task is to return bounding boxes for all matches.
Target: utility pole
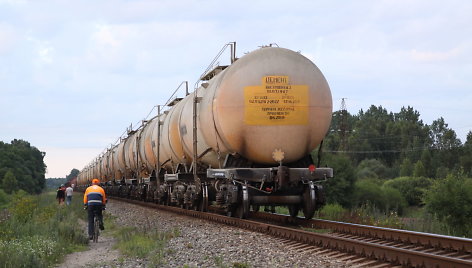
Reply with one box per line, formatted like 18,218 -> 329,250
339,98 -> 348,151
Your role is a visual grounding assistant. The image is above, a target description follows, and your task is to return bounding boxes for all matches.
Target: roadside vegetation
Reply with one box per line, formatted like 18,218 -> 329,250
0,191 -> 88,267
109,220 -> 180,266
314,105 -> 472,238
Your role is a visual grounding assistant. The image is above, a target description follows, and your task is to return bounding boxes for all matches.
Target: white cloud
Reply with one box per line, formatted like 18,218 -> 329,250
1,0 -> 472,177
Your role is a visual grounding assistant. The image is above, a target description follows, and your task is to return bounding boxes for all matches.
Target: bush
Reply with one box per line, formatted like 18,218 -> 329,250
354,179 -> 384,208
0,189 -> 10,209
383,176 -> 432,206
317,203 -> 347,221
319,154 -> 356,207
354,179 -> 407,214
381,185 -> 407,214
424,174 -> 472,237
0,191 -> 88,267
356,159 -> 388,180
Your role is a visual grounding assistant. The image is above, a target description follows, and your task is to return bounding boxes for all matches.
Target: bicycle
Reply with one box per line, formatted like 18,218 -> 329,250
92,210 -> 100,243
85,205 -> 104,243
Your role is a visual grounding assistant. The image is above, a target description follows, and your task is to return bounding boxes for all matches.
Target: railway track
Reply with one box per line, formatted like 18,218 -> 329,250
112,197 -> 472,267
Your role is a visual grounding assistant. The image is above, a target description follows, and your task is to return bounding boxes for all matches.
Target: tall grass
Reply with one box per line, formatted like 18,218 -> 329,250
0,191 -> 88,267
112,224 -> 180,266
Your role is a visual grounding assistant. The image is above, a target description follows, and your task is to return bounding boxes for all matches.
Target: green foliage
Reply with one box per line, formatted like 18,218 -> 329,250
384,176 -> 432,206
0,139 -> 46,194
317,203 -> 347,221
381,185 -> 407,214
349,203 -> 404,229
413,160 -> 426,177
45,169 -> 80,189
318,154 -> 356,207
66,169 -> 79,181
354,179 -> 407,214
45,178 -> 68,189
323,105 -> 468,181
356,159 -> 388,180
424,174 -> 472,237
0,189 -> 10,209
9,194 -> 38,223
0,191 -> 88,267
113,225 -> 179,266
1,170 -> 18,194
399,158 -> 413,177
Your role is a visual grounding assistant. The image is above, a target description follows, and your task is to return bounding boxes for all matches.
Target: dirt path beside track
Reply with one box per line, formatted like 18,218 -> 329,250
57,222 -> 120,268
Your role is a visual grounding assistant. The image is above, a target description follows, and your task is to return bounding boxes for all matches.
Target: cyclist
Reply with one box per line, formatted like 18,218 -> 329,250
83,178 -> 107,240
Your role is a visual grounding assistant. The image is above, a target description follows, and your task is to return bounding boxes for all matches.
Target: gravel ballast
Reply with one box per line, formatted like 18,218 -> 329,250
99,199 -> 351,267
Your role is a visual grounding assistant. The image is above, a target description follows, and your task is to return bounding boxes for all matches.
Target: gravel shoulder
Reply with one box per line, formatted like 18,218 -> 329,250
58,199 -> 350,267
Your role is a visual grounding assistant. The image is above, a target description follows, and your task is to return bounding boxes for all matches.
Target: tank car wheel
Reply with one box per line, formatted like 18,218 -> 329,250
288,205 -> 300,218
235,185 -> 249,219
302,181 -> 316,220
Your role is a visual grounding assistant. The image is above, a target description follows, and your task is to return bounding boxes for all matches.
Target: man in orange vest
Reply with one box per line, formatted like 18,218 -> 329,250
83,179 -> 107,240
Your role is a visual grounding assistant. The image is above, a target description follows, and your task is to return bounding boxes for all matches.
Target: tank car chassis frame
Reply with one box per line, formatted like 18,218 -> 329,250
206,165 -> 333,219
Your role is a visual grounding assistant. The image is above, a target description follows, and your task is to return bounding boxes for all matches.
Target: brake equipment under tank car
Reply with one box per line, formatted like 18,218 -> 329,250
77,43 -> 334,219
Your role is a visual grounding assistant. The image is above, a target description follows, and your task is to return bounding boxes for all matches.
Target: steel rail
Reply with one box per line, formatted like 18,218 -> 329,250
111,197 -> 472,268
251,212 -> 472,254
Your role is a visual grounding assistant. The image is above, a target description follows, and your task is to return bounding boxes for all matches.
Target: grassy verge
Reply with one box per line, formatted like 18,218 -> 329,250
0,191 -> 88,267
104,213 -> 181,266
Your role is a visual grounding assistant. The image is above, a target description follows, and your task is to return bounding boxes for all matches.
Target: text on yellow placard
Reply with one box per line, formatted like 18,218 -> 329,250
244,76 -> 309,125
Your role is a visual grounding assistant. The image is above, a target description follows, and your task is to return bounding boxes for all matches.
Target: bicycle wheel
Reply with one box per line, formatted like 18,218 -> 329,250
93,217 -> 99,243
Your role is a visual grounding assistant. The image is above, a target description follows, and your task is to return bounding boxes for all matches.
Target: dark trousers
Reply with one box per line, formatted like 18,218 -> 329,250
87,204 -> 103,236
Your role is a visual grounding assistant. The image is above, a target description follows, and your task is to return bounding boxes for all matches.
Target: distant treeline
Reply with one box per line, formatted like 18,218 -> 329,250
46,169 -> 79,189
0,139 -> 46,194
312,105 -> 472,236
319,105 -> 471,179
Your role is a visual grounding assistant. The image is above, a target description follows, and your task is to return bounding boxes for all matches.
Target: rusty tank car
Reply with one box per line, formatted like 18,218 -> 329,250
77,43 -> 333,219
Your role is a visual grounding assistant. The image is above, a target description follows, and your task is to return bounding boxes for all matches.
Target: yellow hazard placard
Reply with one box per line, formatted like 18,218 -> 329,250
244,76 -> 309,125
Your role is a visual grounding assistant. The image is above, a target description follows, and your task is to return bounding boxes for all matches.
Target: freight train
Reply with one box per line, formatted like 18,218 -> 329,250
77,43 -> 333,219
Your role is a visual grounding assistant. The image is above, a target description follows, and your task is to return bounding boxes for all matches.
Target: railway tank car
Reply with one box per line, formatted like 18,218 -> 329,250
77,43 -> 334,219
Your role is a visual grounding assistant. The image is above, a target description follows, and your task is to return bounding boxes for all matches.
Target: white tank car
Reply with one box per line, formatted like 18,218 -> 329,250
77,45 -> 333,220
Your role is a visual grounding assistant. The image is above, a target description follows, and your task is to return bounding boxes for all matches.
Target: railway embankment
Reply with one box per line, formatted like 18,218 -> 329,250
58,199 -> 349,267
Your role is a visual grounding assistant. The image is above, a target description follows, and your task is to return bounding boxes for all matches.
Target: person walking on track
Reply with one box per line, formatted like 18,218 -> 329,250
83,179 -> 107,240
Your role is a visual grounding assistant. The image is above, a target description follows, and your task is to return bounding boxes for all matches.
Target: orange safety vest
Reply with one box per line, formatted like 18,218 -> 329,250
83,185 -> 107,205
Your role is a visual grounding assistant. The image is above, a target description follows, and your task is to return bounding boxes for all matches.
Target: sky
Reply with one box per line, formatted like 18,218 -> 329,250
1,0 -> 471,178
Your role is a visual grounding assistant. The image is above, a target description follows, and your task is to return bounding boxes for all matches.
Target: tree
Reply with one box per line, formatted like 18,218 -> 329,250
459,131 -> 472,176
384,176 -> 432,206
66,169 -> 80,181
400,158 -> 413,177
356,159 -> 388,180
429,118 -> 461,172
321,154 -> 356,207
413,160 -> 426,177
424,173 -> 472,237
0,139 -> 46,194
420,150 -> 434,177
2,170 -> 18,194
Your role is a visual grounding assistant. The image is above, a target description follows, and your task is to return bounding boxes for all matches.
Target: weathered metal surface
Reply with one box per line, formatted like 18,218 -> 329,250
197,47 -> 333,165
81,46 -> 333,182
138,119 -> 158,173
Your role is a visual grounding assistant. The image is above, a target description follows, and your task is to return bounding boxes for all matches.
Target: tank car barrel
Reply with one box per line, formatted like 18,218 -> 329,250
77,44 -> 334,220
